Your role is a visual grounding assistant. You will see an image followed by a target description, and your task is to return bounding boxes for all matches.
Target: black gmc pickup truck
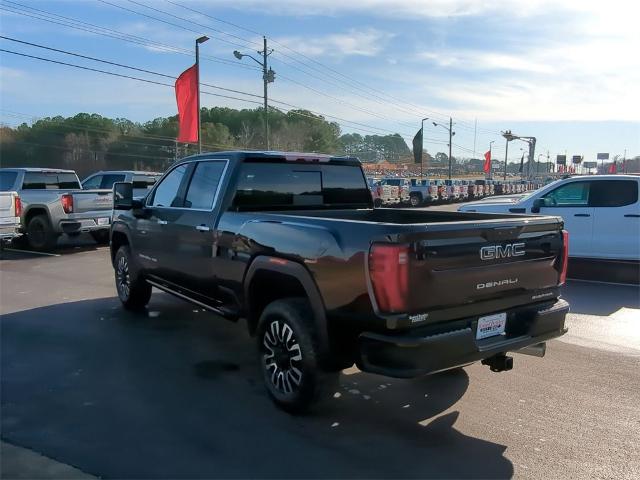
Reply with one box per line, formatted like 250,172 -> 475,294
110,151 -> 569,411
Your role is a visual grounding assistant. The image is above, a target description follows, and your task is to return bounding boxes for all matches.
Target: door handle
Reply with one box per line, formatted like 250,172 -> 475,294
574,214 -> 590,217
157,220 -> 168,225
624,214 -> 640,218
195,225 -> 211,232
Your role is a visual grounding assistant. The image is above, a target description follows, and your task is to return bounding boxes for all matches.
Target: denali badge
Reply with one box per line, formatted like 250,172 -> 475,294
477,278 -> 518,289
480,242 -> 526,260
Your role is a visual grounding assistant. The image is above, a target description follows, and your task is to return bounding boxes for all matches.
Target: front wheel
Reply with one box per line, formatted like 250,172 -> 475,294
114,246 -> 151,310
257,298 -> 338,413
409,194 -> 422,207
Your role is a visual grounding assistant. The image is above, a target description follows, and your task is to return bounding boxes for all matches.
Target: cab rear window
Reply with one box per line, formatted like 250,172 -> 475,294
22,172 -> 81,190
0,171 -> 18,191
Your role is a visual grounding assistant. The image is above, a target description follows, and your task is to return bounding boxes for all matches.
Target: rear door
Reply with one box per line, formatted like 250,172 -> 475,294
590,179 -> 640,260
537,179 -> 594,257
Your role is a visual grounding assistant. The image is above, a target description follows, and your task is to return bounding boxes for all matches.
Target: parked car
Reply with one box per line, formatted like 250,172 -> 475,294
0,191 -> 21,243
0,168 -> 113,250
408,178 -> 438,206
378,178 -> 410,206
459,175 -> 640,261
110,150 -> 569,412
463,180 -> 479,199
366,177 -> 382,207
433,179 -> 449,202
444,179 -> 461,201
82,170 -> 162,197
474,179 -> 486,197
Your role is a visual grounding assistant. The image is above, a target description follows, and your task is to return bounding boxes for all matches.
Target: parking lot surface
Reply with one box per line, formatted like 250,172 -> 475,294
1,238 -> 639,479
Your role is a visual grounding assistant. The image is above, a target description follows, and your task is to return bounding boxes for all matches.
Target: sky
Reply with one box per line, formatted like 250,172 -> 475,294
0,0 -> 638,164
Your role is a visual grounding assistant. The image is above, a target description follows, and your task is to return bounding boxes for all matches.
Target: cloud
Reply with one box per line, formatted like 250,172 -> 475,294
273,28 -> 394,58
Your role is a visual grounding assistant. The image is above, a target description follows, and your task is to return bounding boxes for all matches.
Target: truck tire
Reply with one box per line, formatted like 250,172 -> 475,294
91,230 -> 110,244
114,245 -> 151,311
409,193 -> 422,207
26,214 -> 58,251
257,298 -> 339,413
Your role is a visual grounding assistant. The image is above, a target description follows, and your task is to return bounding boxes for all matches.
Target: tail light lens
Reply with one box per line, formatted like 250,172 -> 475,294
559,230 -> 569,285
61,194 -> 74,214
368,244 -> 410,313
376,186 -> 382,197
14,195 -> 22,217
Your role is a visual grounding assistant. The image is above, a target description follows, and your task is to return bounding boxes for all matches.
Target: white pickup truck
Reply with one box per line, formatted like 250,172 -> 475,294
0,191 -> 21,242
0,168 -> 113,251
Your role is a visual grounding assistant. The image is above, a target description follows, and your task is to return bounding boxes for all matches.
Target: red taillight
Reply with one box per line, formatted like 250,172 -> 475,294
377,186 -> 382,197
559,230 -> 569,285
14,195 -> 22,217
368,244 -> 410,313
61,194 -> 73,214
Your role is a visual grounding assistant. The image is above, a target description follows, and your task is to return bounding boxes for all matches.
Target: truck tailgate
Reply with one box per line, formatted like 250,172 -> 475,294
400,219 -> 563,314
0,193 -> 15,220
72,190 -> 113,213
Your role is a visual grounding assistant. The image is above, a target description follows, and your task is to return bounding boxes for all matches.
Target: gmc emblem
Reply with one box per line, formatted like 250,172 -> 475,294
480,242 -> 526,260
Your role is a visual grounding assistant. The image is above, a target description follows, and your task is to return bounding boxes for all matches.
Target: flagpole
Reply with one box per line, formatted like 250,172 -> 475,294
195,36 -> 209,154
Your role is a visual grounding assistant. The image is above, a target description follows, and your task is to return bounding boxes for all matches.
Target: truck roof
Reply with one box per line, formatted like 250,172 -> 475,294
184,150 -> 360,164
0,167 -> 76,173
89,170 -> 163,175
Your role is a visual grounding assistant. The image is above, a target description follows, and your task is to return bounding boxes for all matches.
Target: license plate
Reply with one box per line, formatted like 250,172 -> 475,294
97,217 -> 110,226
476,313 -> 507,340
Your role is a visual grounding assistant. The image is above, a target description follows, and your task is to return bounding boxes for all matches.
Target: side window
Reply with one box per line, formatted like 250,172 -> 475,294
150,164 -> 188,207
542,181 -> 590,207
184,161 -> 226,210
100,174 -> 126,189
82,175 -> 102,190
589,180 -> 638,207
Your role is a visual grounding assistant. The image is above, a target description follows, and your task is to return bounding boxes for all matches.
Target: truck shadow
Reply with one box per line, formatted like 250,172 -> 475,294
1,295 -> 513,479
561,279 -> 640,316
2,234 -> 106,259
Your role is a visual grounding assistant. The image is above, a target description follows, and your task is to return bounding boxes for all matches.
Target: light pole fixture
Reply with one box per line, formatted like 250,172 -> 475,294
502,130 -> 515,180
433,118 -> 455,179
233,36 -> 275,149
195,35 -> 209,154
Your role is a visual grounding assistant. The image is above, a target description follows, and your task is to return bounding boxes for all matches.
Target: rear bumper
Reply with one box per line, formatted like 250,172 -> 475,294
357,299 -> 569,378
57,212 -> 112,233
0,223 -> 20,240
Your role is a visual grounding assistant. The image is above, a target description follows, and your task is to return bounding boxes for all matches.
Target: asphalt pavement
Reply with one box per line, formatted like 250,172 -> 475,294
1,235 -> 639,479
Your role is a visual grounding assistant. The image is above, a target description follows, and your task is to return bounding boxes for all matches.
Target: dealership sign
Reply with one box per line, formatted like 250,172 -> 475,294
556,155 -> 567,165
597,153 -> 609,160
583,161 -> 597,169
572,155 -> 583,164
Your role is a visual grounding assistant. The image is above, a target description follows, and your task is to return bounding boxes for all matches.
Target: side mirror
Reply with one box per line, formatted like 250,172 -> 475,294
113,182 -> 133,210
531,198 -> 544,213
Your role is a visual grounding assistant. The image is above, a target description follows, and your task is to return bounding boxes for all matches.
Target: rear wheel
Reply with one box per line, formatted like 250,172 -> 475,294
26,214 -> 58,251
114,245 -> 151,310
257,298 -> 338,413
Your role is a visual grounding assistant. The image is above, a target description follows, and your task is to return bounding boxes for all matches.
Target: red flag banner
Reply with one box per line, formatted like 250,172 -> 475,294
483,150 -> 492,173
175,64 -> 198,143
608,162 -> 617,174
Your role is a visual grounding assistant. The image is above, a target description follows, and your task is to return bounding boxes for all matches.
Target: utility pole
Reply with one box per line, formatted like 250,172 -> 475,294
448,117 -> 453,179
262,37 -> 269,150
502,130 -> 515,180
233,38 -> 275,150
488,140 -> 495,180
433,118 -> 455,179
195,36 -> 209,154
473,118 -> 477,158
420,117 -> 428,178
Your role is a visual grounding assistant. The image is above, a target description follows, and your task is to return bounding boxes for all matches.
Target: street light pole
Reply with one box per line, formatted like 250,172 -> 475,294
195,36 -> 209,154
233,37 -> 275,150
420,117 -> 428,178
432,118 -> 455,179
502,130 -> 514,180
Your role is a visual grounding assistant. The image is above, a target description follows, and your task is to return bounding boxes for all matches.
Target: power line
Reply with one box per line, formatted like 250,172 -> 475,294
0,1 -> 260,71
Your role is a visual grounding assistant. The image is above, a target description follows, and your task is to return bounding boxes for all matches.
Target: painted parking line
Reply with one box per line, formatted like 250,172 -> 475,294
2,248 -> 61,257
